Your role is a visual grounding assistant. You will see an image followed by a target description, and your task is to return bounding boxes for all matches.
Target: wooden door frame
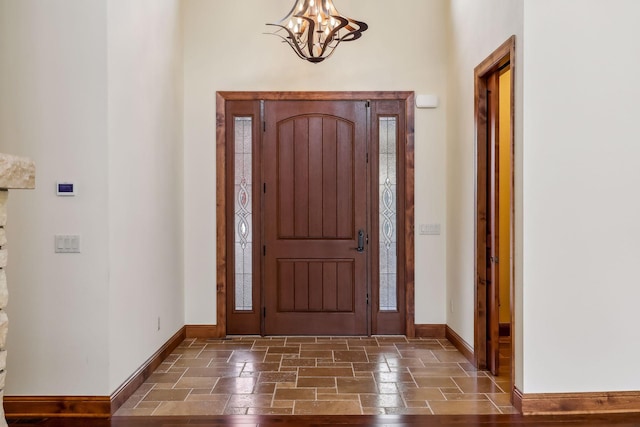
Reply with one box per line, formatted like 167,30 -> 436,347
216,91 -> 416,337
474,36 -> 516,389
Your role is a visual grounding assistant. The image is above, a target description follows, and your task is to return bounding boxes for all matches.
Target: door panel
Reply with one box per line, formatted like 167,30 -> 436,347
276,260 -> 354,312
264,100 -> 368,335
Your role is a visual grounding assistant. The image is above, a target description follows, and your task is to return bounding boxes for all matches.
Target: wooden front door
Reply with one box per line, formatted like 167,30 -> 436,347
263,100 -> 369,335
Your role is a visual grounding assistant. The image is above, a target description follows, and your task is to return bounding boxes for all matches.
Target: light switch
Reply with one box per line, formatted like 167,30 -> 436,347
55,235 -> 81,253
419,224 -> 441,236
70,236 -> 80,251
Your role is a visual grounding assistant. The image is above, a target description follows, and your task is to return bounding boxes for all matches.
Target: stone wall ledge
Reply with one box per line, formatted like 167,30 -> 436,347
0,154 -> 36,190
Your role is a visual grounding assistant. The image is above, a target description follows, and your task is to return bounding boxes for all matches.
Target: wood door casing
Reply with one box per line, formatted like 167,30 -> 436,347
474,37 -> 515,400
263,101 -> 368,335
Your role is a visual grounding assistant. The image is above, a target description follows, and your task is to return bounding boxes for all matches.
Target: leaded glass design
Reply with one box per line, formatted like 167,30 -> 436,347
234,117 -> 253,311
379,117 -> 398,311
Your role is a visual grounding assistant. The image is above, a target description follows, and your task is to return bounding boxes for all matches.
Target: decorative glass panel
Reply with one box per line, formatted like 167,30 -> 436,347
234,117 -> 253,311
379,117 -> 398,311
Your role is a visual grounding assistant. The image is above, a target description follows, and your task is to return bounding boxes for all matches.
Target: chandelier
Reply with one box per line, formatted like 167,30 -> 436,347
266,0 -> 368,63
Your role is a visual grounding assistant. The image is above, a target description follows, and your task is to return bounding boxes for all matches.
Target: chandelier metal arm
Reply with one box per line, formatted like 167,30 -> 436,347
298,15 -> 318,58
265,24 -> 310,61
338,19 -> 368,42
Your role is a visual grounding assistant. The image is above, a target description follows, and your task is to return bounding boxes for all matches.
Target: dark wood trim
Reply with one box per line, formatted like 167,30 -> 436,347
4,396 -> 111,418
217,91 -> 415,102
513,386 -> 524,414
185,324 -> 225,339
404,94 -> 415,338
507,37 -> 517,408
215,93 -> 228,337
445,325 -> 474,364
217,91 -> 415,337
110,326 -> 186,413
474,35 -> 516,387
521,391 -> 640,415
414,324 -> 445,338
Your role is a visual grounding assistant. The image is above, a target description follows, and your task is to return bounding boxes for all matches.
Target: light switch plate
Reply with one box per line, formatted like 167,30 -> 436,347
55,235 -> 81,253
419,224 -> 441,235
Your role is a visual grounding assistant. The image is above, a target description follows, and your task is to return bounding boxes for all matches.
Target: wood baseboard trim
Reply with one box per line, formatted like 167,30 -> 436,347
445,325 -> 474,364
185,324 -> 225,339
513,386 -> 523,413
5,326 -> 187,418
521,390 -> 640,415
110,326 -> 186,413
4,396 -> 111,418
414,324 -> 446,338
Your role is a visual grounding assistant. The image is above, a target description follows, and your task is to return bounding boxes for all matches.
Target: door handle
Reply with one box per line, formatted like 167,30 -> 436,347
354,229 -> 365,253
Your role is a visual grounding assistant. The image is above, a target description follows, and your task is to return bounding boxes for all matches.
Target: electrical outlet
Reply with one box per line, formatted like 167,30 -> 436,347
157,317 -> 161,331
450,299 -> 454,314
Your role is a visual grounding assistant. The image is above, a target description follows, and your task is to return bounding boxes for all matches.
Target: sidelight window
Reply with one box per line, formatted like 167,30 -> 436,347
234,117 -> 253,311
379,117 -> 398,311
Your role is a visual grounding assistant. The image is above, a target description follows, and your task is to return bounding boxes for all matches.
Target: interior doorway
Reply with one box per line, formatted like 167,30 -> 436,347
474,37 -> 516,394
216,92 -> 416,337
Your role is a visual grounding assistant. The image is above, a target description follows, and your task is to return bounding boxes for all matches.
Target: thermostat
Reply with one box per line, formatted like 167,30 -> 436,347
56,182 -> 76,196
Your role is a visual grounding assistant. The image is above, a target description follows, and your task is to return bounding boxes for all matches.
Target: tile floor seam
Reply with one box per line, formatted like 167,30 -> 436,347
135,383 -> 155,405
486,393 -> 503,414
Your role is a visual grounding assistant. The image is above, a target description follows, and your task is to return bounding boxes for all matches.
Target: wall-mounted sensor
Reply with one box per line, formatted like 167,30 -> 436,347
416,94 -> 439,109
56,182 -> 76,196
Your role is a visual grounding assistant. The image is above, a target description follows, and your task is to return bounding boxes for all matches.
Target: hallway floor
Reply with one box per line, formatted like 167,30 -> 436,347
114,336 -> 516,416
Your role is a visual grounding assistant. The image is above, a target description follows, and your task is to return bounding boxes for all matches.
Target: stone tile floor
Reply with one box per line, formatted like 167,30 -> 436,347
114,336 -> 516,416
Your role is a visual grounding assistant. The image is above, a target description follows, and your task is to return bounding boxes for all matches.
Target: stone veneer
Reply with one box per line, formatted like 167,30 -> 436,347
0,154 -> 36,426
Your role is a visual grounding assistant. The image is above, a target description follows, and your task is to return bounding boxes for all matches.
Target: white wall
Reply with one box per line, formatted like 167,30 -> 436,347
107,0 -> 184,392
183,0 -> 449,325
0,0 -> 183,395
0,0 -> 110,395
445,0 -> 524,388
522,0 -> 640,393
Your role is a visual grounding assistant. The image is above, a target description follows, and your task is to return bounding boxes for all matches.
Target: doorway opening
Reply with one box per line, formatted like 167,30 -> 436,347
474,36 -> 516,398
216,92 -> 415,336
